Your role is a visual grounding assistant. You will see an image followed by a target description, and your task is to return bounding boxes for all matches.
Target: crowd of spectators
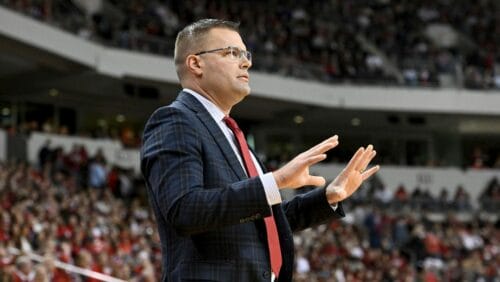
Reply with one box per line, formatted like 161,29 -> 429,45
0,154 -> 158,281
290,174 -> 499,281
1,1 -> 499,279
1,0 -> 498,89
0,142 -> 498,281
292,208 -> 498,281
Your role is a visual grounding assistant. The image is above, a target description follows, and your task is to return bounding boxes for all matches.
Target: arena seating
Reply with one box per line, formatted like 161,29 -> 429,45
1,0 -> 498,89
0,1 -> 498,280
0,146 -> 498,281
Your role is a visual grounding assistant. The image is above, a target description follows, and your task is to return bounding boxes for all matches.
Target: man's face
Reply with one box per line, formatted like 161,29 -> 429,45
198,28 -> 252,108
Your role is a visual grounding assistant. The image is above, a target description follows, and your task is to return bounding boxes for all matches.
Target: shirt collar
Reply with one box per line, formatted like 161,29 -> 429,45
183,88 -> 226,122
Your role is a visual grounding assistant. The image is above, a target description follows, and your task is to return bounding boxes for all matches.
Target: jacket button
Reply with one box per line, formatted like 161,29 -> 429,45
262,271 -> 270,279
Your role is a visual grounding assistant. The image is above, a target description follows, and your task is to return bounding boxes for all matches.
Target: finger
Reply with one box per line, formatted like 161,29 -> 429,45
307,175 -> 326,187
308,137 -> 338,156
305,154 -> 327,166
301,141 -> 338,160
344,147 -> 365,172
361,165 -> 380,181
307,135 -> 338,155
357,146 -> 376,171
314,139 -> 339,155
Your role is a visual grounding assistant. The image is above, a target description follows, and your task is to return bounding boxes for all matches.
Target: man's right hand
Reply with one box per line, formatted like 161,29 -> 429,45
272,135 -> 338,189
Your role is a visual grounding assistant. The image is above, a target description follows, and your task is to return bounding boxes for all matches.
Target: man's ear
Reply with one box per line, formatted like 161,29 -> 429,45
186,54 -> 203,76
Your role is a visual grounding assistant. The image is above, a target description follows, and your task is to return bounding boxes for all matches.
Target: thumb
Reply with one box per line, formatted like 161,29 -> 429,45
308,176 -> 326,187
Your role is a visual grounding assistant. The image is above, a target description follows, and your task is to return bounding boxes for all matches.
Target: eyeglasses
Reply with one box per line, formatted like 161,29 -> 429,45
195,46 -> 252,62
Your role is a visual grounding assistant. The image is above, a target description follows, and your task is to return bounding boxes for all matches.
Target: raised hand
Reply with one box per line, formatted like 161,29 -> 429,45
325,145 -> 379,204
273,135 -> 339,189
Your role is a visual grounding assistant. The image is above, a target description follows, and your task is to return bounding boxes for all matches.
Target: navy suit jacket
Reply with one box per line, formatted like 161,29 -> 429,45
141,91 -> 345,281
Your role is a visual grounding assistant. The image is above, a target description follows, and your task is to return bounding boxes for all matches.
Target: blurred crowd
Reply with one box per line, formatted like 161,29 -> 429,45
1,0 -> 499,89
292,207 -> 498,281
290,174 -> 499,281
0,142 -> 498,281
0,1 -> 499,280
0,148 -> 159,281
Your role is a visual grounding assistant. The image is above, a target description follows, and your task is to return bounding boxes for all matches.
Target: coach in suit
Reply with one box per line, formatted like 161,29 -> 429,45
141,19 -> 379,282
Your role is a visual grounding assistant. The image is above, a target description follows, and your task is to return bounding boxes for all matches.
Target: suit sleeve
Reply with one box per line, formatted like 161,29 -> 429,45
141,107 -> 271,236
281,188 -> 345,232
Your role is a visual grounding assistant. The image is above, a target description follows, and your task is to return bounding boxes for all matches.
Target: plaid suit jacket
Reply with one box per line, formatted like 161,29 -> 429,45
141,91 -> 345,281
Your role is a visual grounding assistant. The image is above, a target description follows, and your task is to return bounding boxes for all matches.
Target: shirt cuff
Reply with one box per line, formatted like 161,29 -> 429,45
260,173 -> 282,206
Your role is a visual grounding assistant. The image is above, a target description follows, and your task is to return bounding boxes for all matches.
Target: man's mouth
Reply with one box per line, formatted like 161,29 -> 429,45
238,75 -> 249,82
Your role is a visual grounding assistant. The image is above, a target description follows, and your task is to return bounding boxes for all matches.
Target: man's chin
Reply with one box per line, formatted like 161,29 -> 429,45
234,89 -> 251,104
238,86 -> 251,97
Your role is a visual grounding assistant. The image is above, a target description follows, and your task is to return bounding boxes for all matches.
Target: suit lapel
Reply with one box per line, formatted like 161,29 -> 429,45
176,91 -> 247,180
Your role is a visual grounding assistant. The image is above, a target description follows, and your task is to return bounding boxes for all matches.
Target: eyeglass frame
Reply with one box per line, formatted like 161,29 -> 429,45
194,46 -> 252,62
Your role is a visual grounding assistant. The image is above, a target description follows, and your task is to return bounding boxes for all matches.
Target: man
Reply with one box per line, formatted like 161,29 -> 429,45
141,19 -> 379,282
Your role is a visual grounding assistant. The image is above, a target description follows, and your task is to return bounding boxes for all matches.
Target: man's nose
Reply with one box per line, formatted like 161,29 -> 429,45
240,56 -> 252,69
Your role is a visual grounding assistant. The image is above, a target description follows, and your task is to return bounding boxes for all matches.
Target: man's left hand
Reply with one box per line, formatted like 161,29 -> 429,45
326,145 -> 380,204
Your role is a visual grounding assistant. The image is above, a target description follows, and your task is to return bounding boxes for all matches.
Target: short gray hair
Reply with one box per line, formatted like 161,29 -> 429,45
174,19 -> 240,77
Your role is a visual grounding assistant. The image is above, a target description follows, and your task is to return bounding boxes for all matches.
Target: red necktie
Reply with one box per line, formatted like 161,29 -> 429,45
224,116 -> 282,278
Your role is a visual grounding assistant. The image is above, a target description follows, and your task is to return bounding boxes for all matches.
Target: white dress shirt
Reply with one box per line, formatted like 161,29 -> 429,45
184,88 -> 282,205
